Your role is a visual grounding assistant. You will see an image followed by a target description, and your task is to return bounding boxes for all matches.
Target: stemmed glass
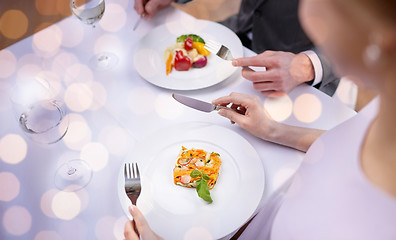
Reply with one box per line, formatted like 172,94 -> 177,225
54,159 -> 93,192
10,76 -> 93,191
71,0 -> 118,70
10,77 -> 69,144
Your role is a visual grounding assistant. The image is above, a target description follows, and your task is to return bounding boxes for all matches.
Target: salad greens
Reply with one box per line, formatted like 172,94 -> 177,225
176,34 -> 205,44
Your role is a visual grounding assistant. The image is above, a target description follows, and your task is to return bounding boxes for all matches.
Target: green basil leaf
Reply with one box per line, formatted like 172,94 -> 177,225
190,169 -> 201,178
202,172 -> 211,181
196,178 -> 213,203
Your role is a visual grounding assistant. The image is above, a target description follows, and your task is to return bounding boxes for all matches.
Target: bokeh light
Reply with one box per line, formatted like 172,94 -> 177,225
99,4 -> 127,32
0,172 -> 20,201
0,134 -> 27,164
56,0 -> 73,16
0,10 -> 28,39
88,81 -> 107,110
184,227 -> 213,240
0,49 -> 17,78
80,142 -> 109,171
0,82 -> 12,111
293,94 -> 322,123
35,0 -> 59,16
18,53 -> 42,67
36,71 -> 63,99
40,189 -> 58,218
155,93 -> 183,120
99,125 -> 130,156
17,64 -> 42,81
62,113 -> 92,150
64,82 -> 94,112
52,51 -> 79,70
34,231 -> 62,240
127,86 -> 156,115
32,25 -> 63,57
64,63 -> 94,85
58,19 -> 84,48
94,34 -> 122,56
95,216 -> 117,240
2,205 -> 32,236
334,77 -> 358,109
51,191 -> 81,220
264,95 -> 293,122
114,216 -> 129,240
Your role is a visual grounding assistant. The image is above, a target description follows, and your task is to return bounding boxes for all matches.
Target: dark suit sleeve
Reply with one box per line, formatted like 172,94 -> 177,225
308,48 -> 340,97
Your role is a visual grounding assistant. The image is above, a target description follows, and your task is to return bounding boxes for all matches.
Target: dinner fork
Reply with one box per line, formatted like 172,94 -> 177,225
204,39 -> 254,71
124,162 -> 141,205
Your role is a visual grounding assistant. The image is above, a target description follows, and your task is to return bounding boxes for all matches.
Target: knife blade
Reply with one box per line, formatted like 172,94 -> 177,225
133,14 -> 144,31
172,93 -> 230,113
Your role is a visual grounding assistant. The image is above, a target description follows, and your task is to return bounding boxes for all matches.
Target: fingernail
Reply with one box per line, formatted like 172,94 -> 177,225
129,205 -> 136,213
145,5 -> 152,13
232,60 -> 237,66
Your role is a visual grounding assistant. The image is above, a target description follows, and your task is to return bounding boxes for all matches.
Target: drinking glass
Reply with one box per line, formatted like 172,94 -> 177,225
71,0 -> 118,70
54,159 -> 93,191
10,77 -> 69,144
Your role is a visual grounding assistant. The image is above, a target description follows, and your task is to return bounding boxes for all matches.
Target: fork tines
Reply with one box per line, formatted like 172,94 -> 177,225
204,39 -> 221,54
124,162 -> 140,179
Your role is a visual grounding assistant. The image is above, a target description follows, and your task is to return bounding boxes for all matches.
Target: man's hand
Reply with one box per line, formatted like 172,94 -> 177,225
232,51 -> 315,97
134,0 -> 174,19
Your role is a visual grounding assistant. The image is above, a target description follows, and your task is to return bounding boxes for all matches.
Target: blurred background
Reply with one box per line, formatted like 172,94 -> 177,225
0,0 -> 373,110
0,0 -> 241,50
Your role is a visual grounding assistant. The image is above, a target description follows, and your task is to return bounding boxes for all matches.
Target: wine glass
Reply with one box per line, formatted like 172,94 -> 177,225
10,77 -> 69,144
54,159 -> 93,192
71,0 -> 118,70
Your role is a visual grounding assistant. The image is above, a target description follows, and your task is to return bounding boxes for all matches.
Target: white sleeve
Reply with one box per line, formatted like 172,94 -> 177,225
301,50 -> 323,86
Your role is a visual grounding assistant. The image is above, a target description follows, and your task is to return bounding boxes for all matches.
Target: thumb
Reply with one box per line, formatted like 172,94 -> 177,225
145,1 -> 160,17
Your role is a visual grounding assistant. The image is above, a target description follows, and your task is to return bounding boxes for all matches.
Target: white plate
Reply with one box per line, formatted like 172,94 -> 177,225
118,122 -> 265,240
133,19 -> 243,90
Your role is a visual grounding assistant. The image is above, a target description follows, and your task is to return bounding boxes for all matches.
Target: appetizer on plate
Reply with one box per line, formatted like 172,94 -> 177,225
173,146 -> 221,203
164,34 -> 211,75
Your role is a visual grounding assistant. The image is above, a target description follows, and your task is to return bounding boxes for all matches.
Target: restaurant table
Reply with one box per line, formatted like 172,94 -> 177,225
0,2 -> 356,240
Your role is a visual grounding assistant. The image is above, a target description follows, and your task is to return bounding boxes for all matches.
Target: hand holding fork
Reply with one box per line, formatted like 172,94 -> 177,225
204,39 -> 255,72
124,163 -> 141,234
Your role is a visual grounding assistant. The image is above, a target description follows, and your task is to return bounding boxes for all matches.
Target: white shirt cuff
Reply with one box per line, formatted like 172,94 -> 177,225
301,50 -> 323,86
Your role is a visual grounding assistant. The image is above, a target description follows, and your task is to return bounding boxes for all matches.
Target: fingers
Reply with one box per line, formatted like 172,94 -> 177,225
241,68 -> 283,83
212,92 -> 254,107
218,108 -> 246,126
134,0 -> 146,15
144,0 -> 173,19
124,213 -> 139,240
128,205 -> 149,234
232,51 -> 277,68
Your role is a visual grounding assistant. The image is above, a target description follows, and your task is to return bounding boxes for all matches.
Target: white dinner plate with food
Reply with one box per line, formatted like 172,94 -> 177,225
133,19 -> 243,90
118,122 -> 265,240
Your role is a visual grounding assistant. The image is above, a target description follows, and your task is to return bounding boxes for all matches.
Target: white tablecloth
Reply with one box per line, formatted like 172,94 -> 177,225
0,2 -> 356,239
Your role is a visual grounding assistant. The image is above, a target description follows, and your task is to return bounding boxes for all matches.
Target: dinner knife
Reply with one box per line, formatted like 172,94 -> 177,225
172,93 -> 231,113
133,14 -> 144,31
133,0 -> 148,31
